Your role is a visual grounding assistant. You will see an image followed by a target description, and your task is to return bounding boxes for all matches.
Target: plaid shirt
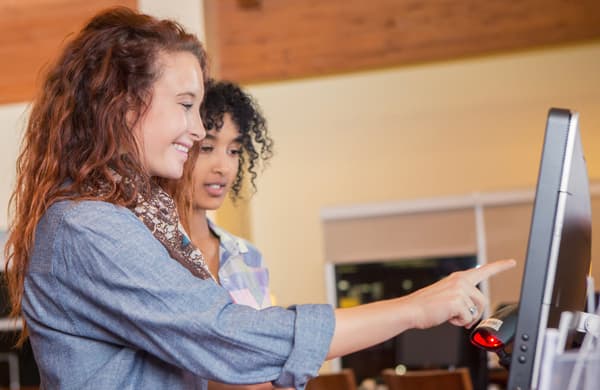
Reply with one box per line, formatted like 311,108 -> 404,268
208,219 -> 272,310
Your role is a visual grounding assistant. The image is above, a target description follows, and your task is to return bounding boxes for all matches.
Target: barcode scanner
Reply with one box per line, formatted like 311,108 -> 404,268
470,303 -> 519,368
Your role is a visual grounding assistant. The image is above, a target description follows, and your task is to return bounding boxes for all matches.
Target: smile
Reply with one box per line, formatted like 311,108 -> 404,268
173,143 -> 190,153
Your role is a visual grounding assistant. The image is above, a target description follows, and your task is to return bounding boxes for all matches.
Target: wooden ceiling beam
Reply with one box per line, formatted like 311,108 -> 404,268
204,0 -> 600,84
0,0 -> 137,104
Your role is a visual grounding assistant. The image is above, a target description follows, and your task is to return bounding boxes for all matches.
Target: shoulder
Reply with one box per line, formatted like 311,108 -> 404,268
45,199 -> 135,224
58,199 -> 137,224
30,200 -> 156,276
36,200 -> 183,281
41,199 -> 155,256
45,200 -> 143,241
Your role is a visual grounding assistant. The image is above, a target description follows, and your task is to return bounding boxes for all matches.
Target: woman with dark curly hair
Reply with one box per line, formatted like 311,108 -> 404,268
171,80 -> 278,390
171,80 -> 274,312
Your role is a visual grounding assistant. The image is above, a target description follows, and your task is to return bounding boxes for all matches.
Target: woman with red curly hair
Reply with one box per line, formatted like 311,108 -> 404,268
4,6 -> 514,390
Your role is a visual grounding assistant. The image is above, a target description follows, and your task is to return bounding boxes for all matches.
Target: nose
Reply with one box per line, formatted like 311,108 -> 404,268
210,151 -> 235,176
190,111 -> 206,142
211,157 -> 229,175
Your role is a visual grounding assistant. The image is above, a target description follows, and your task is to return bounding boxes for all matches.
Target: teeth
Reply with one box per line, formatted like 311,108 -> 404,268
208,184 -> 222,189
173,144 -> 189,153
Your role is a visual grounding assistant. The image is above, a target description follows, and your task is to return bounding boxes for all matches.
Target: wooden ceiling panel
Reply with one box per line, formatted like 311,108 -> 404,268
0,0 -> 137,104
204,0 -> 600,84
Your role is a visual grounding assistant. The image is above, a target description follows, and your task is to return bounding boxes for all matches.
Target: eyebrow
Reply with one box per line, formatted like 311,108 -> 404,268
202,132 -> 244,143
176,92 -> 198,99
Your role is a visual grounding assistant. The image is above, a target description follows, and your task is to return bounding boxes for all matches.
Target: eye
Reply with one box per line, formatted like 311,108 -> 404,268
199,144 -> 214,153
180,103 -> 194,111
229,142 -> 243,156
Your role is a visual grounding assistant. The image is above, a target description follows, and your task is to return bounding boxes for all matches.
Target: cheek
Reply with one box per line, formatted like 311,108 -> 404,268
134,110 -> 162,146
141,106 -> 176,141
175,107 -> 193,129
192,162 -> 210,182
233,159 -> 241,173
228,160 -> 241,183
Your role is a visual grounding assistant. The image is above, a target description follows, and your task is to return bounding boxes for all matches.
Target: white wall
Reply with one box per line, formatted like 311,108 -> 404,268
0,103 -> 29,229
245,42 -> 600,308
138,0 -> 205,41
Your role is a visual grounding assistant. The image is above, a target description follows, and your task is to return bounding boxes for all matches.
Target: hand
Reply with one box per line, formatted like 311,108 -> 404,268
404,259 -> 516,329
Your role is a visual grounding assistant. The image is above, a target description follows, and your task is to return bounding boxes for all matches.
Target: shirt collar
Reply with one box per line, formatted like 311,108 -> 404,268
207,218 -> 249,254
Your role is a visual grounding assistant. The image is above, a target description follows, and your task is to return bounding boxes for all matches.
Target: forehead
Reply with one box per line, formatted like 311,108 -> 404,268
206,113 -> 242,139
153,50 -> 204,96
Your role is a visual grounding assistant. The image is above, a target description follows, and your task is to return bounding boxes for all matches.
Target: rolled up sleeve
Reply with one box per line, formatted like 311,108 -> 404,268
273,304 -> 335,388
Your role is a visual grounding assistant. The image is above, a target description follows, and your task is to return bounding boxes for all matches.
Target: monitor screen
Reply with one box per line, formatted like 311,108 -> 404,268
507,108 -> 592,390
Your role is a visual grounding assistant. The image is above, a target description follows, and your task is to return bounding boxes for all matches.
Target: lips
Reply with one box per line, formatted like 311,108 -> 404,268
173,142 -> 191,154
204,182 -> 227,197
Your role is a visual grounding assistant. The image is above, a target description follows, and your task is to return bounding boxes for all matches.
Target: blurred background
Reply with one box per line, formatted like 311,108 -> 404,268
0,1 -> 599,389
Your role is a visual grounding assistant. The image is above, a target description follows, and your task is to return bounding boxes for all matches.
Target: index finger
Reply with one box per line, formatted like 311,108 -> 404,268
465,259 -> 517,284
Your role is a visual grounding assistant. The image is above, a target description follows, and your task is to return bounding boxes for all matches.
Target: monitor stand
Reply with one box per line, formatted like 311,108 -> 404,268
572,311 -> 600,339
537,310 -> 600,390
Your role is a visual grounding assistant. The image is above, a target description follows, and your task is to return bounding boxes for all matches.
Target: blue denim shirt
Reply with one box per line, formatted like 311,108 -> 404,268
23,201 -> 334,389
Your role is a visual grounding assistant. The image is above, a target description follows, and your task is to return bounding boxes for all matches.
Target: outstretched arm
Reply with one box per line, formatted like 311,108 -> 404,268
326,259 -> 516,359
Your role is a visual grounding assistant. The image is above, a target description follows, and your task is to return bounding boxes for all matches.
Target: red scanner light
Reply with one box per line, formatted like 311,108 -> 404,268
471,330 -> 504,350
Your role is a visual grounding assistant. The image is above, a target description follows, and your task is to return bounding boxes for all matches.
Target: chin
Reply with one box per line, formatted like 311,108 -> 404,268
198,198 -> 225,211
147,160 -> 185,180
158,169 -> 184,180
166,164 -> 185,179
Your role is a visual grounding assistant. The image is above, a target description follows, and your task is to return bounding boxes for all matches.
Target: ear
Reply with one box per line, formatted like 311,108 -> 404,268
125,92 -> 149,130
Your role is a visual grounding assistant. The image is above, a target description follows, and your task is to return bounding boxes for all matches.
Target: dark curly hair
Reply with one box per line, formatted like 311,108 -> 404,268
168,80 -> 273,230
200,79 -> 274,199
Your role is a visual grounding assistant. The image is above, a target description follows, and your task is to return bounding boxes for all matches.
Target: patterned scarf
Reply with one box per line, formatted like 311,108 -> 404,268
130,183 -> 213,280
94,171 -> 213,280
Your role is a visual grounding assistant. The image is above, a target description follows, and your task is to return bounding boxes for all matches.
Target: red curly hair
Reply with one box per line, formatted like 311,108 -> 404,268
4,7 -> 208,344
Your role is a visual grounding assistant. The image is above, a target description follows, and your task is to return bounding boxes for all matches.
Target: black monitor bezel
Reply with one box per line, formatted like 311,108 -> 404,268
507,108 -> 592,389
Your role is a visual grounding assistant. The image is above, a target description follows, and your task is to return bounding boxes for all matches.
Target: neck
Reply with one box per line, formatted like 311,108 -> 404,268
187,207 -> 221,280
188,207 -> 211,242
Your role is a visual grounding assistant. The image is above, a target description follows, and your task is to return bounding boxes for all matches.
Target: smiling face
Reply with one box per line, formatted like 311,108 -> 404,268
133,50 -> 206,179
192,113 -> 242,211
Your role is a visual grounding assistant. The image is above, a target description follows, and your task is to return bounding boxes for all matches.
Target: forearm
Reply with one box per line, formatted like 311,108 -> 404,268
326,296 -> 417,360
325,259 -> 517,360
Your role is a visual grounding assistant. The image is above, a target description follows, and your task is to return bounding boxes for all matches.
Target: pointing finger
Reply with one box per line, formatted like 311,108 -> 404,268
465,259 -> 516,285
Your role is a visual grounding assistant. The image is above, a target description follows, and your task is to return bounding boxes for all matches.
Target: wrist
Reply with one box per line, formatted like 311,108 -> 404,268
392,295 -> 421,331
